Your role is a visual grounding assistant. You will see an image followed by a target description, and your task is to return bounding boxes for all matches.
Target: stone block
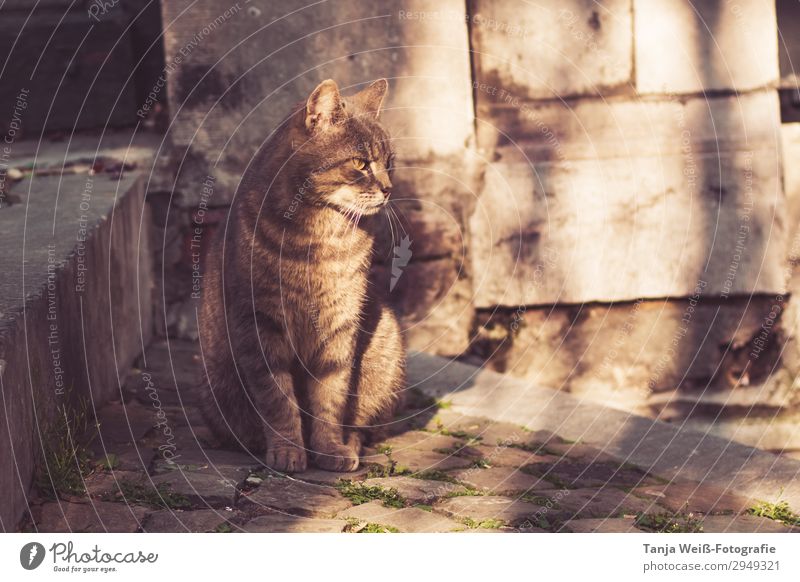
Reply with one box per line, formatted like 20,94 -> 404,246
634,0 -> 779,94
361,476 -> 468,503
632,481 -> 755,514
436,495 -> 542,527
94,399 -> 157,449
542,487 -> 653,519
523,459 -> 653,489
387,448 -> 474,473
142,508 -> 237,532
35,501 -> 148,533
237,476 -> 352,518
470,0 -> 633,101
241,511 -> 347,533
699,513 -> 797,533
564,517 -> 639,532
151,471 -> 239,508
452,466 -> 551,494
470,143 -> 785,306
381,431 -> 464,452
338,500 -> 464,532
299,466 -> 372,485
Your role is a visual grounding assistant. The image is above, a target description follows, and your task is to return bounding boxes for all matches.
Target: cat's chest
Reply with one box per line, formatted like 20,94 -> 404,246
281,258 -> 367,318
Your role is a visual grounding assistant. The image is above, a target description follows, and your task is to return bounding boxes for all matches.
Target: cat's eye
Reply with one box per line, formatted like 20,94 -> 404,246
352,158 -> 368,171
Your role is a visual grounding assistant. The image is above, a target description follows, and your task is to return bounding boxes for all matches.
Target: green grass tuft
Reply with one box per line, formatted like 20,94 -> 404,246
35,399 -> 97,498
97,453 -> 119,471
748,500 -> 800,527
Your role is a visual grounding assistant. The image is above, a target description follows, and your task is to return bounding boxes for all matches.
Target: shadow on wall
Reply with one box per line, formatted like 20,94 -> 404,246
462,0 -> 790,432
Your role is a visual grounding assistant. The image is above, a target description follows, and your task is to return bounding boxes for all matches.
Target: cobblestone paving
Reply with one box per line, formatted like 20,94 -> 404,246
23,341 -> 800,533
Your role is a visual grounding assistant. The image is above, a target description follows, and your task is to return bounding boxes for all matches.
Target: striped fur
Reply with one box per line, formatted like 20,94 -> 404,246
198,79 -> 405,473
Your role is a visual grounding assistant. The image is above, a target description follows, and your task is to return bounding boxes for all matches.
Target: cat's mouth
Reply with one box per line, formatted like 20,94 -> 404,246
334,202 -> 384,218
325,186 -> 388,217
355,199 -> 387,215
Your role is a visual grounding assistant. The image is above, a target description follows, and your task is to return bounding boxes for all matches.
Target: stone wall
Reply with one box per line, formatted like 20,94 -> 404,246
155,1 -> 798,452
467,0 -> 798,453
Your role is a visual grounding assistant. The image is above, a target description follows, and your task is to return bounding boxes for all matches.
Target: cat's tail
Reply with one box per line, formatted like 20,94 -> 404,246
196,231 -> 265,454
198,351 -> 266,453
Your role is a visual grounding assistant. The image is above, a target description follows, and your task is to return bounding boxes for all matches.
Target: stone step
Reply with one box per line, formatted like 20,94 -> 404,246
0,130 -> 157,530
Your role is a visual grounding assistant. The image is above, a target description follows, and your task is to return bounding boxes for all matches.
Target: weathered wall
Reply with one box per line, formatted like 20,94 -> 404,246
470,0 -> 783,306
467,0 -> 796,453
154,0 -> 797,451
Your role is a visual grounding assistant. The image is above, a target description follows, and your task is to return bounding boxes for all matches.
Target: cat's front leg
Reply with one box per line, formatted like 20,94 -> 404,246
247,368 -> 307,473
305,365 -> 359,471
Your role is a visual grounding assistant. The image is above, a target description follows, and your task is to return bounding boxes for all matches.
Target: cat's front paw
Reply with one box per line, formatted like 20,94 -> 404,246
265,445 -> 307,473
311,444 -> 360,472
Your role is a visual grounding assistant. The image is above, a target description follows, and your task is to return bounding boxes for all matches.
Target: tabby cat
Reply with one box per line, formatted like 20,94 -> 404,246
198,79 -> 405,473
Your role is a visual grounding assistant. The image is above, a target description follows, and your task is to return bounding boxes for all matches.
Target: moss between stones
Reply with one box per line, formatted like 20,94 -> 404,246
635,511 -> 703,533
519,464 -> 573,490
355,523 -> 400,533
107,479 -> 190,509
344,518 -> 399,533
410,469 -> 460,483
521,493 -> 558,508
336,480 -> 405,508
461,517 -> 504,529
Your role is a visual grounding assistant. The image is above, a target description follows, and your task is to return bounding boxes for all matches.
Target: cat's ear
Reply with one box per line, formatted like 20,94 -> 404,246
353,78 -> 388,119
305,79 -> 343,133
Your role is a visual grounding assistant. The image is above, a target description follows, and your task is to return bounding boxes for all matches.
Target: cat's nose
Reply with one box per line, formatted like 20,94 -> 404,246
381,186 -> 391,201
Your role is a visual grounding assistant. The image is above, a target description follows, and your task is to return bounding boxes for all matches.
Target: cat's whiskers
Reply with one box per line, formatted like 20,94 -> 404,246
388,205 -> 407,245
384,207 -> 397,260
349,207 -> 363,241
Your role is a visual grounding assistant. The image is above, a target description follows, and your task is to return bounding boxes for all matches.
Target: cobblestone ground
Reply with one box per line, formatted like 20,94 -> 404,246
23,340 -> 799,533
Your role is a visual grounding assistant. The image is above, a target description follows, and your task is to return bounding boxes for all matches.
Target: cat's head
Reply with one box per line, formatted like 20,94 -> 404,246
292,79 -> 394,217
